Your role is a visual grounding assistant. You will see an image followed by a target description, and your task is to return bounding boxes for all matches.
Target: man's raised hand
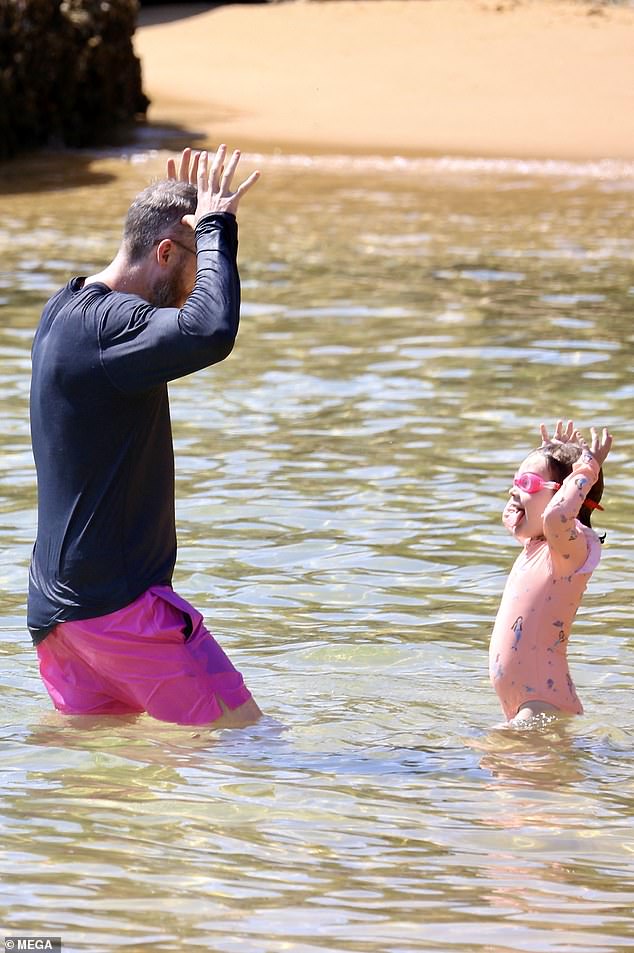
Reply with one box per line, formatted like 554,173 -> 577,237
166,147 -> 201,185
193,145 -> 260,222
169,145 -> 259,224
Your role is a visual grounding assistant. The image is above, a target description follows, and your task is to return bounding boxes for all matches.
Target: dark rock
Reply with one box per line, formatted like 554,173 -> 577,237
0,0 -> 149,159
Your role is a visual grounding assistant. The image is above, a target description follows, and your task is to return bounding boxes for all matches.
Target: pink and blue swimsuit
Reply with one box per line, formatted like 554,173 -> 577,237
489,455 -> 602,720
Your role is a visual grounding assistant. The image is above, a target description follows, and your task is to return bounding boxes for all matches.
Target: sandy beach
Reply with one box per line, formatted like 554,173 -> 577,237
134,0 -> 634,160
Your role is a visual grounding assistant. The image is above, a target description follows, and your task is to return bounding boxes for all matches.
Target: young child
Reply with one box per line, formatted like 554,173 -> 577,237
489,420 -> 612,724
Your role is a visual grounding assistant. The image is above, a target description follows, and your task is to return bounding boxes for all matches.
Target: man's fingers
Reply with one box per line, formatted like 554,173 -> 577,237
210,144 -> 227,192
189,151 -> 201,184
167,148 -> 202,184
221,150 -> 241,192
198,151 -> 209,191
193,144 -> 259,219
177,148 -> 192,182
181,149 -> 201,184
234,169 -> 261,198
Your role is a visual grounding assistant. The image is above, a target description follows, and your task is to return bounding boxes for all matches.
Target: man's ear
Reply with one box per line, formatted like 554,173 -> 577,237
155,238 -> 174,268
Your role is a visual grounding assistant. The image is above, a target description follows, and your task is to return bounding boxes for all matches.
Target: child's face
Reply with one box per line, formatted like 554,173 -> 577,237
503,451 -> 558,542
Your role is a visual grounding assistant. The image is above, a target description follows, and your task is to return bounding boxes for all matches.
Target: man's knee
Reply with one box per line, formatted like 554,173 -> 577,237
211,696 -> 262,729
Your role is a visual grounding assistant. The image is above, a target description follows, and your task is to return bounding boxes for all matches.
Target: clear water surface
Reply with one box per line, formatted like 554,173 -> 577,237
0,147 -> 633,952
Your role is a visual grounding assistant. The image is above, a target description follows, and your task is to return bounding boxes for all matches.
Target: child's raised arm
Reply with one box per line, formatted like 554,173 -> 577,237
581,426 -> 613,468
542,423 -> 612,573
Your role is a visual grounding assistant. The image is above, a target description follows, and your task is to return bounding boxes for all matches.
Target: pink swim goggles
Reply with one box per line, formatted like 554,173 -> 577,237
513,472 -> 561,494
512,471 -> 604,510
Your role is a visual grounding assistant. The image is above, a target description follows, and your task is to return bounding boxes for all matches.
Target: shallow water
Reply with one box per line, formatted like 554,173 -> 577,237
1,148 -> 633,952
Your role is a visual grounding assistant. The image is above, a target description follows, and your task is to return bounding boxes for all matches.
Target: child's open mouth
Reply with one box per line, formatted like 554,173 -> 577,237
504,500 -> 525,530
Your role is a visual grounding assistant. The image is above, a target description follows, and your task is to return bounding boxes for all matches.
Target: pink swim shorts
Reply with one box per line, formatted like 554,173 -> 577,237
36,585 -> 253,725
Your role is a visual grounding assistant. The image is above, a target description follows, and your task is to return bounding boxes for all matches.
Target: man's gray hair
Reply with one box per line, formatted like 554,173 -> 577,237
123,179 -> 197,262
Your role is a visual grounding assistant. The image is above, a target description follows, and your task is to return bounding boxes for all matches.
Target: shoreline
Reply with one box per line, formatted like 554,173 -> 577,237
134,0 -> 634,163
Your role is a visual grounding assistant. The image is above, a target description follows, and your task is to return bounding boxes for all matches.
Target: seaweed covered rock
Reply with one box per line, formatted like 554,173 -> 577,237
0,0 -> 149,158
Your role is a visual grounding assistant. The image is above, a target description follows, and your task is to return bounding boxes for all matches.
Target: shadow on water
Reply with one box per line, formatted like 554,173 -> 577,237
0,120 -> 210,196
0,153 -> 118,196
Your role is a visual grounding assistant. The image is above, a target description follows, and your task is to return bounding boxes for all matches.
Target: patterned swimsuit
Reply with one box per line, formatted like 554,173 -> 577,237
489,455 -> 601,720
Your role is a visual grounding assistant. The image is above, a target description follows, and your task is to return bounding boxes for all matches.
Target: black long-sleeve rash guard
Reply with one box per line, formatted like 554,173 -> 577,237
28,212 -> 240,644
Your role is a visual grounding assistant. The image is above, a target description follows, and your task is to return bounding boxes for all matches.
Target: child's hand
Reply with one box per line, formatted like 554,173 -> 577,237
541,420 -> 613,466
540,419 -> 577,445
578,427 -> 613,467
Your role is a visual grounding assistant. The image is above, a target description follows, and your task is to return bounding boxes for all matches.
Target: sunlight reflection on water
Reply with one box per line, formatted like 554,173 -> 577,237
1,148 -> 633,952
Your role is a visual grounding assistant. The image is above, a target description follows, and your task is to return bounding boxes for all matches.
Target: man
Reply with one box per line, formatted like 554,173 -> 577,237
28,145 -> 262,727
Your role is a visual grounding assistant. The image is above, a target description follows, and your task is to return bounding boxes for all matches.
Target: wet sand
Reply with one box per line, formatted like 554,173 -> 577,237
134,0 -> 634,160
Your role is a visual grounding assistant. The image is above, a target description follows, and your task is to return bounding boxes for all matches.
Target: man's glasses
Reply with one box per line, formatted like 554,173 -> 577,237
169,237 -> 196,257
513,472 -> 561,494
154,237 -> 196,257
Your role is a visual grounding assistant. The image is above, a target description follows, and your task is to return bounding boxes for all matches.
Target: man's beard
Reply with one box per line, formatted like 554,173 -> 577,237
149,272 -> 186,309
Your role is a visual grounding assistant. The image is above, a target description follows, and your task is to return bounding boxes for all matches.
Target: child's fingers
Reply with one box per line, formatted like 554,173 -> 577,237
552,419 -> 574,443
585,427 -> 613,465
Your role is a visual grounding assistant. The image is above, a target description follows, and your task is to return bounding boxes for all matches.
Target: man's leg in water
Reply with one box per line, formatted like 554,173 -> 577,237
37,586 -> 262,728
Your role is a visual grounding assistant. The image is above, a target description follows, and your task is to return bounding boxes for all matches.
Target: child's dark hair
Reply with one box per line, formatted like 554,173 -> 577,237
539,441 -> 604,529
